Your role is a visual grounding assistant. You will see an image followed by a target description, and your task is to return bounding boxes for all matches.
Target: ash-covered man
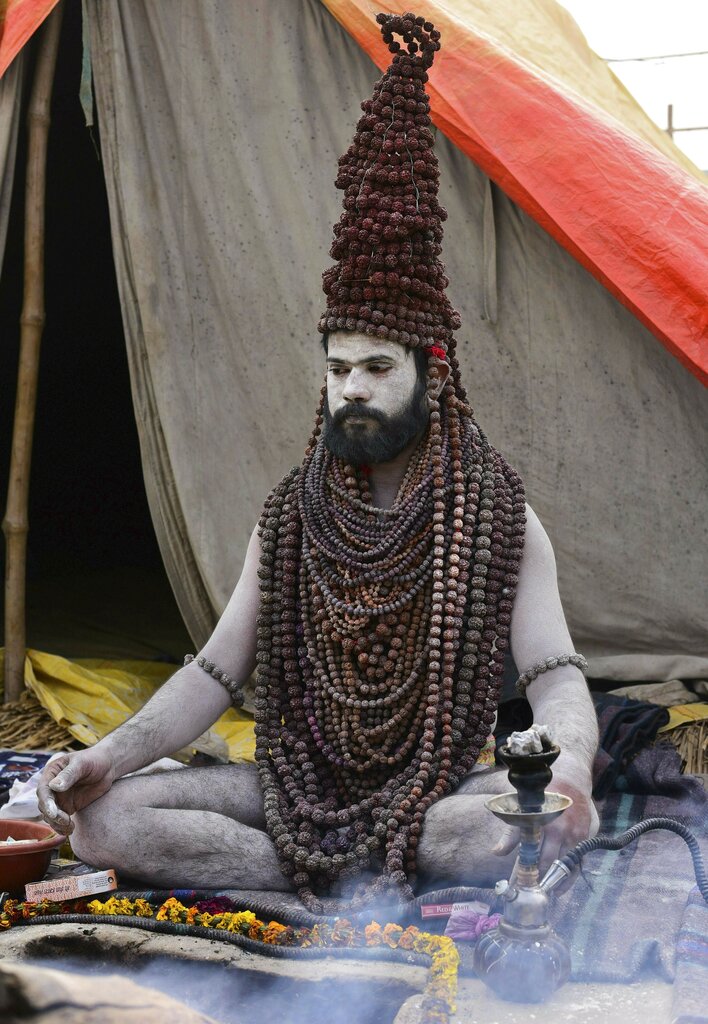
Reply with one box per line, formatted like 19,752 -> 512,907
38,13 -> 598,912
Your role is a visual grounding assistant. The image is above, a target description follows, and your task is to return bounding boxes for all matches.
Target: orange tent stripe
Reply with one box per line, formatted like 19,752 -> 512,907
321,1 -> 708,386
0,0 -> 61,78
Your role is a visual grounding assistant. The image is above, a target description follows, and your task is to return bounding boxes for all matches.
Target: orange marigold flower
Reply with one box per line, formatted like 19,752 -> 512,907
0,899 -> 21,929
397,927 -> 417,950
382,923 -> 403,947
308,923 -> 331,946
262,920 -> 287,944
331,918 -> 356,946
365,922 -> 384,945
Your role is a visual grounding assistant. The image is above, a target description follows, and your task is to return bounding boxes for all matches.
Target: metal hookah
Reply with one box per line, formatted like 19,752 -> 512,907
472,729 -> 708,1004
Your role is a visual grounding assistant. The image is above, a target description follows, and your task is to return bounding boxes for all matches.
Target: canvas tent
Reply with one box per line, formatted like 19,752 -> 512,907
1,0 -> 707,698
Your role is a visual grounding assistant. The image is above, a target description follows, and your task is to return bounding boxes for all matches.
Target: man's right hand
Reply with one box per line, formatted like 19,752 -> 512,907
37,748 -> 117,835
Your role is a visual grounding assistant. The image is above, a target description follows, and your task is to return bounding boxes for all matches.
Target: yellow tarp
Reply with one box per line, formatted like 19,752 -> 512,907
0,649 -> 256,762
660,702 -> 708,733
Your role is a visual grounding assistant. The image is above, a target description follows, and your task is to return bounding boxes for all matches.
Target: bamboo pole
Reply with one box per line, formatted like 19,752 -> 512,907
2,3 -> 64,702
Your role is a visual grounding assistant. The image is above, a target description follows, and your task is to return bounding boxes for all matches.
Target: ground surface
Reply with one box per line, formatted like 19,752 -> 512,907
0,922 -> 675,1024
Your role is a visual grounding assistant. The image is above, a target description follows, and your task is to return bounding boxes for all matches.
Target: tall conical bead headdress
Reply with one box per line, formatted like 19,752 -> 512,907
318,12 -> 462,353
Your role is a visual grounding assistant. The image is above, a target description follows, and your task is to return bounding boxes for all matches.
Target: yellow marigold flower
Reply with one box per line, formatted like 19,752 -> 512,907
134,899 -> 153,918
421,1002 -> 449,1024
185,907 -> 199,925
234,910 -> 257,927
413,932 -> 436,955
156,897 -> 187,922
89,896 -> 125,916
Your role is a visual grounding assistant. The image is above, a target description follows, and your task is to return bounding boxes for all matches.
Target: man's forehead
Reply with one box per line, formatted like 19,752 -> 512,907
326,332 -> 409,364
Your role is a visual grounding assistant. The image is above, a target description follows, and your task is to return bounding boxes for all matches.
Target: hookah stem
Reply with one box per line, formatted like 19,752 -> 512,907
562,817 -> 708,903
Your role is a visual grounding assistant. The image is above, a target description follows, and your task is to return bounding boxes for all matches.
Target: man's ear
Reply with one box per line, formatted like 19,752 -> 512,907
428,359 -> 450,401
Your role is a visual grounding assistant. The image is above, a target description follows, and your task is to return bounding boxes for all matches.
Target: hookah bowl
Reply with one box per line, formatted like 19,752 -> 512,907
473,743 -> 572,1003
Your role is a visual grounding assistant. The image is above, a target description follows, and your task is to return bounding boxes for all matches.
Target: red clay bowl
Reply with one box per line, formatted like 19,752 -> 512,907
0,820 -> 64,893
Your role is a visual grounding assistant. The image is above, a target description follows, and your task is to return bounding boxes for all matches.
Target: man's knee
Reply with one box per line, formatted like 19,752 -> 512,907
70,787 -> 133,867
416,793 -> 512,885
418,796 -> 475,868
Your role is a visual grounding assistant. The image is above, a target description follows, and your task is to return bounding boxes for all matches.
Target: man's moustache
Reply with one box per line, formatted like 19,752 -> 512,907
332,406 -> 387,426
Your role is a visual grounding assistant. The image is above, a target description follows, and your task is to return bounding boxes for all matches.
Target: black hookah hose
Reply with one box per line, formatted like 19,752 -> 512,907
560,817 -> 708,903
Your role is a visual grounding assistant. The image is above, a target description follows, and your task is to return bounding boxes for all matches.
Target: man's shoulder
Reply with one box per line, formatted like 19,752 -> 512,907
519,503 -> 556,573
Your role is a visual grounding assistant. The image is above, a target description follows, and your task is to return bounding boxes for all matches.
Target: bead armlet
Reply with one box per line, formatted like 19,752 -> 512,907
515,653 -> 588,698
184,654 -> 245,708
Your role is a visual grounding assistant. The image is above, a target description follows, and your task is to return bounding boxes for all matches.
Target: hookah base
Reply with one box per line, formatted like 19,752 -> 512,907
473,921 -> 571,1003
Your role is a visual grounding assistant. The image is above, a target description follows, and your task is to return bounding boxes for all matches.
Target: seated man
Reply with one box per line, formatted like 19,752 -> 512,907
38,13 -> 598,912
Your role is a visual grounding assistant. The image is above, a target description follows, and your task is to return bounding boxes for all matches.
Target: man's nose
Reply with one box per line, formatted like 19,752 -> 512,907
342,369 -> 371,402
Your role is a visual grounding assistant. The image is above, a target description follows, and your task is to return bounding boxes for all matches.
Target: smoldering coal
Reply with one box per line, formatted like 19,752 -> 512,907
30,954 -> 415,1024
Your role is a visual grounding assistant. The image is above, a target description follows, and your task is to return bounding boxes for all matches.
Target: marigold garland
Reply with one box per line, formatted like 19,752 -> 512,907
0,895 -> 459,1024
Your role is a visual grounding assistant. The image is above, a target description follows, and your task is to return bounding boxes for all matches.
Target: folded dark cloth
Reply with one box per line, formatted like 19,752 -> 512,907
0,750 -> 53,807
619,740 -> 705,801
591,692 -> 669,798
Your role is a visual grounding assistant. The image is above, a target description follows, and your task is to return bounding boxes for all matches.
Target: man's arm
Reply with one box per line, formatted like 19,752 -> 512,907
506,504 -> 599,865
38,526 -> 263,833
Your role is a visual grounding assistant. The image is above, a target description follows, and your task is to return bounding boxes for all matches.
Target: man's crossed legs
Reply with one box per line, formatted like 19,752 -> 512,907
70,763 -> 516,891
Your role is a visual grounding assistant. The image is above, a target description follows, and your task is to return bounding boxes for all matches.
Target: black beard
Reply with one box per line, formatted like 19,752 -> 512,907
322,379 -> 428,464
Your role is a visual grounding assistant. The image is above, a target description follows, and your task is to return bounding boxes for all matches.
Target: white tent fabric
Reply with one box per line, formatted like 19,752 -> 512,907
2,0 -> 706,681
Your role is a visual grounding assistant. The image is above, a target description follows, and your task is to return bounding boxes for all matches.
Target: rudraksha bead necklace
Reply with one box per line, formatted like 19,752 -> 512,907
254,357 -> 525,913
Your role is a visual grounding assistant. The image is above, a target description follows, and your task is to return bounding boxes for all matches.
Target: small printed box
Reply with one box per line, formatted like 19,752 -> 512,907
420,901 -> 479,919
25,868 -> 118,902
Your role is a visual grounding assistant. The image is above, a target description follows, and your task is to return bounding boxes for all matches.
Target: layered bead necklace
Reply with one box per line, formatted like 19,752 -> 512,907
254,357 -> 526,912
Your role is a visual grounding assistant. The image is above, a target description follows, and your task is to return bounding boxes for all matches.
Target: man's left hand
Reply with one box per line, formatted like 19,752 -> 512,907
492,759 -> 599,882
540,769 -> 599,876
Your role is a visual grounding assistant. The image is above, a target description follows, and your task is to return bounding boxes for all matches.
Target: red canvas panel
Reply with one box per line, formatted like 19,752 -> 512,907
323,1 -> 708,385
0,0 -> 60,78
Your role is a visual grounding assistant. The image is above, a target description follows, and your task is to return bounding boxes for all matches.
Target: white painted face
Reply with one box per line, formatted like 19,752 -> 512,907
325,331 -> 420,420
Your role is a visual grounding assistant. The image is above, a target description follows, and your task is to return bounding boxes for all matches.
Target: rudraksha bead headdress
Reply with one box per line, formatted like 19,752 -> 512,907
318,12 -> 461,355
